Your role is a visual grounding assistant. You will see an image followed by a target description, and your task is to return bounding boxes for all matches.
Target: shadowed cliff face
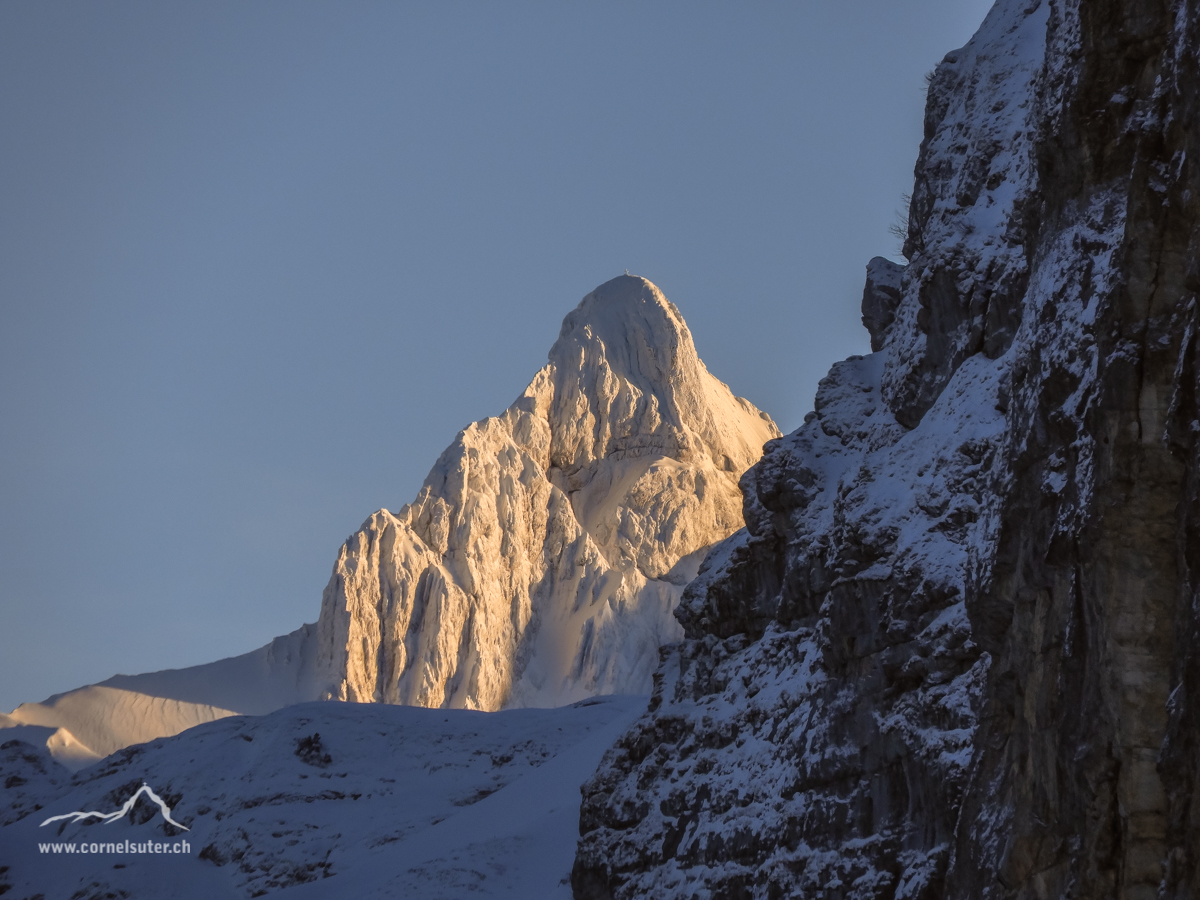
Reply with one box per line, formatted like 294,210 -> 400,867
958,2 -> 1200,897
573,1 -> 1200,897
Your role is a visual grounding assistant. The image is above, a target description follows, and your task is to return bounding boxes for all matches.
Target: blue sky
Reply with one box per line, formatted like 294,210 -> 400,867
0,0 -> 995,711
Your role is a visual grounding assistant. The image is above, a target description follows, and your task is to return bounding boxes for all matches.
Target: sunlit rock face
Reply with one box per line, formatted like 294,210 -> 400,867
574,1 -> 1200,897
314,275 -> 780,711
1,275 -> 777,764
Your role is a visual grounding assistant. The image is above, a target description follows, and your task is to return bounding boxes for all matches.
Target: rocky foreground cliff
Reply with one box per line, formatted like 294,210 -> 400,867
574,0 -> 1200,897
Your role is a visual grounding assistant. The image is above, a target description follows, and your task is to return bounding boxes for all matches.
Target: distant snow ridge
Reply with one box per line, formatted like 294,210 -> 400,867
313,274 -> 780,710
2,275 -> 778,763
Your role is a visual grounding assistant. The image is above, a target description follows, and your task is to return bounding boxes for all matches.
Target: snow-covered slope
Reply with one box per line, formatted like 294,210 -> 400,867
0,695 -> 646,899
1,626 -> 321,770
3,275 -> 777,766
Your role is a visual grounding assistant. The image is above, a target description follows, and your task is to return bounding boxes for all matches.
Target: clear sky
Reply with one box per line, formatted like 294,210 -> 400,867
0,0 -> 996,711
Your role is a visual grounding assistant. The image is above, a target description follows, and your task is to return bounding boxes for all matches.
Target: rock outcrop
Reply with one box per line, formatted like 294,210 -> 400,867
2,275 -> 778,765
573,1 -> 1200,897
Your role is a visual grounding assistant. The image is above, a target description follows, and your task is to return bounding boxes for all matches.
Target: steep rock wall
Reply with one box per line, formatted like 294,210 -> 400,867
955,1 -> 1200,897
574,1 -> 1200,897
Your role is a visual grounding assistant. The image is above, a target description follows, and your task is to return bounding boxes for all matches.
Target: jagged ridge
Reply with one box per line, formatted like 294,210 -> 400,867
314,274 -> 779,710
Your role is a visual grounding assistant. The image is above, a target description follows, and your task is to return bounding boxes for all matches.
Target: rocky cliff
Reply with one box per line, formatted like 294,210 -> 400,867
573,0 -> 1200,897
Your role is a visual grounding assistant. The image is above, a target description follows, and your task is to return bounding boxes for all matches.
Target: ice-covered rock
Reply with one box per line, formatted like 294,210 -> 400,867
2,275 -> 777,763
313,274 -> 779,710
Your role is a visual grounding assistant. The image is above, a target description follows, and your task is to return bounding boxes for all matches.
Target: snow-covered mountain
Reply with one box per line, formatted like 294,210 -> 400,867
574,0 -> 1200,897
314,274 -> 778,711
18,1 -> 1200,896
2,275 -> 777,767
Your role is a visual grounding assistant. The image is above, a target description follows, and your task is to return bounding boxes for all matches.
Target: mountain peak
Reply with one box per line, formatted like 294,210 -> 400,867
546,275 -> 770,480
553,274 -> 689,371
586,272 -> 657,298
315,277 -> 779,710
1,277 -> 780,761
